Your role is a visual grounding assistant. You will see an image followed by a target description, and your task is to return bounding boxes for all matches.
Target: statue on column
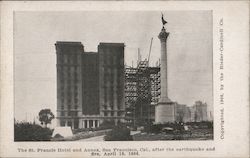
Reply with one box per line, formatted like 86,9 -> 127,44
161,13 -> 168,27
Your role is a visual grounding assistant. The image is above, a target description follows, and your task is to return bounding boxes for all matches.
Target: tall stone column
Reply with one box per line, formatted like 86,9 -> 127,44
86,120 -> 89,128
155,27 -> 175,123
97,120 -> 100,127
159,27 -> 170,103
82,120 -> 85,128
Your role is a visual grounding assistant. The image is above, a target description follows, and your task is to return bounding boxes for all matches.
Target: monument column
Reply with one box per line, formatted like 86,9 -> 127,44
155,22 -> 175,123
158,27 -> 170,103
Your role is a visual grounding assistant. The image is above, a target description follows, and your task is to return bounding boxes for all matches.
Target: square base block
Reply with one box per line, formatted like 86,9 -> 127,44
155,102 -> 175,123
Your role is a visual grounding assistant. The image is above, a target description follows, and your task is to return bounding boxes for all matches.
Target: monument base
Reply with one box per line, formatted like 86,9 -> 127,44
155,101 -> 175,123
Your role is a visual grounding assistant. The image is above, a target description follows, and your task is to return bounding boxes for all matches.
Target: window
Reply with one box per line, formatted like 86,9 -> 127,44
60,121 -> 65,126
104,112 -> 108,116
74,56 -> 77,64
74,86 -> 78,90
74,98 -> 78,103
103,105 -> 107,110
64,55 -> 68,63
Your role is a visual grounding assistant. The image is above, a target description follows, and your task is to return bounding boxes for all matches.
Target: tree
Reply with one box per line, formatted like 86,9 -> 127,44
14,122 -> 53,141
38,109 -> 55,128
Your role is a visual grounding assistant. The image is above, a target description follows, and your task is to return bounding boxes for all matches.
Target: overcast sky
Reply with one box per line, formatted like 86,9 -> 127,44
14,11 -> 212,122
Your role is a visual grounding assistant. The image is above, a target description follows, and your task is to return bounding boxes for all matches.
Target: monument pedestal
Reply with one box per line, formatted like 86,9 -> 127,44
155,101 -> 175,123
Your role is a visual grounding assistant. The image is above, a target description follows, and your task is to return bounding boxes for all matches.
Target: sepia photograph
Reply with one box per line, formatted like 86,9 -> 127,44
14,11 -> 214,141
1,1 -> 249,158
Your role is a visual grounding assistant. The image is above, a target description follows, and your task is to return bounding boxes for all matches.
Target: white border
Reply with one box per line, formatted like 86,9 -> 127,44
1,1 -> 249,157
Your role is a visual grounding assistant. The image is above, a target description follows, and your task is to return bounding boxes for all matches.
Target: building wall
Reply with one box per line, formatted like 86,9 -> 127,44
174,101 -> 208,123
174,104 -> 191,123
98,43 -> 125,124
190,101 -> 208,122
81,52 -> 99,115
56,42 -> 125,129
56,42 -> 83,129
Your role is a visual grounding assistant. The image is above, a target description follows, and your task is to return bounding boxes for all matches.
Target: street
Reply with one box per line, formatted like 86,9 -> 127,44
77,135 -> 105,141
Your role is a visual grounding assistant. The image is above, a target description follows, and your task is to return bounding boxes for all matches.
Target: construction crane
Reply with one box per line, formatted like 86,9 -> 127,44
147,37 -> 153,66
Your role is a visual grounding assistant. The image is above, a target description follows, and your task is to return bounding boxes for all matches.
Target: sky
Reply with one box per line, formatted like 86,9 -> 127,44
14,11 -> 213,122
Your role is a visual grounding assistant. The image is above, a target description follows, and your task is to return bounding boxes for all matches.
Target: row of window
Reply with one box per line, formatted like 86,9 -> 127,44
61,105 -> 78,110
103,111 -> 123,117
59,73 -> 78,79
58,65 -> 79,70
101,55 -> 123,65
103,104 -> 122,110
61,111 -> 78,117
60,90 -> 78,95
103,105 -> 114,110
60,84 -> 79,90
61,98 -> 79,104
58,54 -> 79,64
59,73 -> 78,77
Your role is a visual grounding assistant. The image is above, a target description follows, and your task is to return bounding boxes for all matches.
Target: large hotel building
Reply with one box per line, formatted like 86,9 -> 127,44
56,42 -> 125,129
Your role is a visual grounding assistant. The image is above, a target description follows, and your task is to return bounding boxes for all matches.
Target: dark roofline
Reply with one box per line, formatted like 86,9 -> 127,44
99,42 -> 125,47
55,41 -> 83,45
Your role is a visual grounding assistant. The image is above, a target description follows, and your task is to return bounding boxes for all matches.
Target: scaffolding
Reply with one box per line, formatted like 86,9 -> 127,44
125,60 -> 160,126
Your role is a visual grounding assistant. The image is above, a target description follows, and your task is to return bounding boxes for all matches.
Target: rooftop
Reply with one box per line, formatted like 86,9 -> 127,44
55,41 -> 83,45
99,42 -> 125,47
